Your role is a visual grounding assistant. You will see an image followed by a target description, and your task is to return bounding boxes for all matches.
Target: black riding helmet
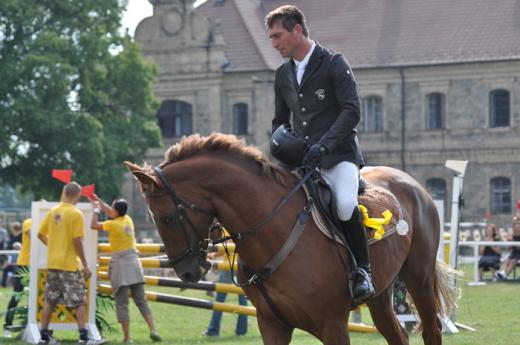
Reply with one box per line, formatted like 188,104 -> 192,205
270,124 -> 307,167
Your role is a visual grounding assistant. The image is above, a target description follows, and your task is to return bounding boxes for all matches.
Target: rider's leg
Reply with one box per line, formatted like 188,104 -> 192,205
343,206 -> 375,302
321,162 -> 375,303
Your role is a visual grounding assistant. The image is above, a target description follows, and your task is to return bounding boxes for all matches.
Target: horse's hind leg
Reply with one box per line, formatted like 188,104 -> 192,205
401,263 -> 442,345
257,315 -> 294,345
367,287 -> 409,345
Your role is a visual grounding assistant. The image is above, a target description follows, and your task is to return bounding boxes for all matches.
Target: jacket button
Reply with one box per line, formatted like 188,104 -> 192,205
305,136 -> 309,140
299,93 -> 303,98
303,121 -> 307,126
301,107 -> 306,112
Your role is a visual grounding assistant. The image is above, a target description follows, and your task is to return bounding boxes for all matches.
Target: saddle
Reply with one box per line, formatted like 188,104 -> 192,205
296,171 -> 405,245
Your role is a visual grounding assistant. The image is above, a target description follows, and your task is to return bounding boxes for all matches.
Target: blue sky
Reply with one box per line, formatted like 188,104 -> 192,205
122,0 -> 207,36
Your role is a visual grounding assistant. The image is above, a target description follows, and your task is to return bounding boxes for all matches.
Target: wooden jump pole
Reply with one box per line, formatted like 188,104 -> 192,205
97,284 -> 256,316
97,271 -> 244,295
97,243 -> 235,255
98,256 -> 238,270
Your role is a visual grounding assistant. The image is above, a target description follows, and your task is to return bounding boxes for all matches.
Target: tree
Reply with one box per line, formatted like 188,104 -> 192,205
0,0 -> 161,200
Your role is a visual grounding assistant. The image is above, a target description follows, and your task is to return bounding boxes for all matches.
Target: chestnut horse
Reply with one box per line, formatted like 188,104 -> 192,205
125,133 -> 456,345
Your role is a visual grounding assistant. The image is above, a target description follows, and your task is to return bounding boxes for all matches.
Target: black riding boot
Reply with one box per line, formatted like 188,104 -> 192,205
342,206 -> 375,304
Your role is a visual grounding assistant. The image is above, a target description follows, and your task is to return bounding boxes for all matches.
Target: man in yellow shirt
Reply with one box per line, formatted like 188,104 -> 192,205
3,218 -> 31,337
90,194 -> 161,344
37,182 -> 92,345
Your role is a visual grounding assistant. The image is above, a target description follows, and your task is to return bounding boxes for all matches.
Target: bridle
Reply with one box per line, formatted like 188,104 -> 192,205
147,166 -> 215,268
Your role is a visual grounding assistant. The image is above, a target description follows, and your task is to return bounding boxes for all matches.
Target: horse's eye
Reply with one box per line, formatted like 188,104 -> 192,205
161,214 -> 175,225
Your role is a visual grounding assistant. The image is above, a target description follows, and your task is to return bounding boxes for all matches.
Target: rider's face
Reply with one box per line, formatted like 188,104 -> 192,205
268,21 -> 302,59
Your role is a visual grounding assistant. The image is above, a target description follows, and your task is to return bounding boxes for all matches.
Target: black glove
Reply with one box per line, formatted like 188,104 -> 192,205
302,143 -> 328,170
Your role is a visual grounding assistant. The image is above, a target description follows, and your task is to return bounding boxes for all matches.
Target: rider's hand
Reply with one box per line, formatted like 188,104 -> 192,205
302,143 -> 328,170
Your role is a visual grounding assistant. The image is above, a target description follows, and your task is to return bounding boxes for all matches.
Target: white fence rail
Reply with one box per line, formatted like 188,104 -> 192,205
0,250 -> 20,256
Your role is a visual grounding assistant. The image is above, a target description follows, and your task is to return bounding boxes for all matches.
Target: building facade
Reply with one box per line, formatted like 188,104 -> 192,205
125,0 -> 520,240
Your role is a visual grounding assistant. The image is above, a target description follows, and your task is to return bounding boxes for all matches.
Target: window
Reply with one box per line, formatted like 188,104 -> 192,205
490,177 -> 511,214
489,89 -> 510,127
361,96 -> 383,133
232,103 -> 248,135
426,178 -> 446,201
426,93 -> 445,129
157,100 -> 193,138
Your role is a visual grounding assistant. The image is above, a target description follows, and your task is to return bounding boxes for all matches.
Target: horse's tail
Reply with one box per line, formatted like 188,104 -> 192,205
433,259 -> 463,317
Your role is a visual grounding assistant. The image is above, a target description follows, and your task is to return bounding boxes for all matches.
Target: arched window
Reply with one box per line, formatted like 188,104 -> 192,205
426,178 -> 446,201
490,177 -> 511,214
489,89 -> 510,127
232,103 -> 248,135
361,95 -> 383,133
156,100 -> 193,138
426,93 -> 445,129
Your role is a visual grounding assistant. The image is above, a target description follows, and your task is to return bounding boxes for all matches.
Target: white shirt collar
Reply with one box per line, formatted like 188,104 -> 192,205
293,40 -> 316,70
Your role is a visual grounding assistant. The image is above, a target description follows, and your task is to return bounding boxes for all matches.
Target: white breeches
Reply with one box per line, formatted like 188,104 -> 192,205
320,161 -> 359,221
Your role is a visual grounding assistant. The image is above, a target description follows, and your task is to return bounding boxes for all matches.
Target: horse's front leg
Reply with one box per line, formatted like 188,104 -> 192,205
257,313 -> 294,345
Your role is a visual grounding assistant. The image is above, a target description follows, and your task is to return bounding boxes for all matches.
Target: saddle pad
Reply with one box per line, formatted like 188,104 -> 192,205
301,182 -> 403,246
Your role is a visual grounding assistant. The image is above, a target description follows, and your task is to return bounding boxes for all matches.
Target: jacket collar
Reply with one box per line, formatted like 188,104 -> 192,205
285,43 -> 325,90
286,43 -> 325,90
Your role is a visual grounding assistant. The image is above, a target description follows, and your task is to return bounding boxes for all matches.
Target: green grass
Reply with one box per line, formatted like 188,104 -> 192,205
0,266 -> 518,344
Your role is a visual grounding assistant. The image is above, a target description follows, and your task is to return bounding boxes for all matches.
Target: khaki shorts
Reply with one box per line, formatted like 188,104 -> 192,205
44,269 -> 87,307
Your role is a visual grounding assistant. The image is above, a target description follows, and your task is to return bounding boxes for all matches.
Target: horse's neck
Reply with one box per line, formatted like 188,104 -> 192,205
205,161 -> 303,268
177,155 -> 303,267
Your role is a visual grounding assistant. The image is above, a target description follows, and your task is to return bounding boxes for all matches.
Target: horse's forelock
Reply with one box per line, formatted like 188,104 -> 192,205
159,133 -> 293,187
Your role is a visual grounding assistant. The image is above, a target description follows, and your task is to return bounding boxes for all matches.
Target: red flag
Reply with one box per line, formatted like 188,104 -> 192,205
52,169 -> 72,184
517,200 -> 520,210
485,209 -> 491,221
80,184 -> 95,199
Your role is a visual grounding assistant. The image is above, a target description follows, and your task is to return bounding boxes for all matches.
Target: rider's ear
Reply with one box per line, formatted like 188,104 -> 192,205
123,161 -> 160,187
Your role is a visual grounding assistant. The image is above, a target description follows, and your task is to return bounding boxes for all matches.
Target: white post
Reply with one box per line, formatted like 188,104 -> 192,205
23,202 -> 100,344
448,175 -> 463,272
442,160 -> 468,333
433,200 -> 445,262
473,244 -> 480,283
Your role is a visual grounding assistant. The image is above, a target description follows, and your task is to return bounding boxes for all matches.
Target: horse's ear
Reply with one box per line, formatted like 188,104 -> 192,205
123,161 -> 160,187
123,161 -> 142,172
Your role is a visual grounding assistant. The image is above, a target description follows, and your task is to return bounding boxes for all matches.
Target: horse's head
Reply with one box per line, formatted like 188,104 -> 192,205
124,161 -> 214,283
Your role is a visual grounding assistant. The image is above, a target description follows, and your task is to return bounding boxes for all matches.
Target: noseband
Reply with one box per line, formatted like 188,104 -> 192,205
150,166 -> 214,268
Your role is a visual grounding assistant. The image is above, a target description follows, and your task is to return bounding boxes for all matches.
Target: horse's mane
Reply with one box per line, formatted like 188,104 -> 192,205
151,133 -> 293,187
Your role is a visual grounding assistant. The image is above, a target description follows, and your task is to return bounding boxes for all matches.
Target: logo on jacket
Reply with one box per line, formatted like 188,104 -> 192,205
315,89 -> 326,100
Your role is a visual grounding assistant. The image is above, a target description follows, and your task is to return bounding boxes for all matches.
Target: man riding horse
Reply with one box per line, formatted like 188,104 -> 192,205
266,5 -> 375,304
